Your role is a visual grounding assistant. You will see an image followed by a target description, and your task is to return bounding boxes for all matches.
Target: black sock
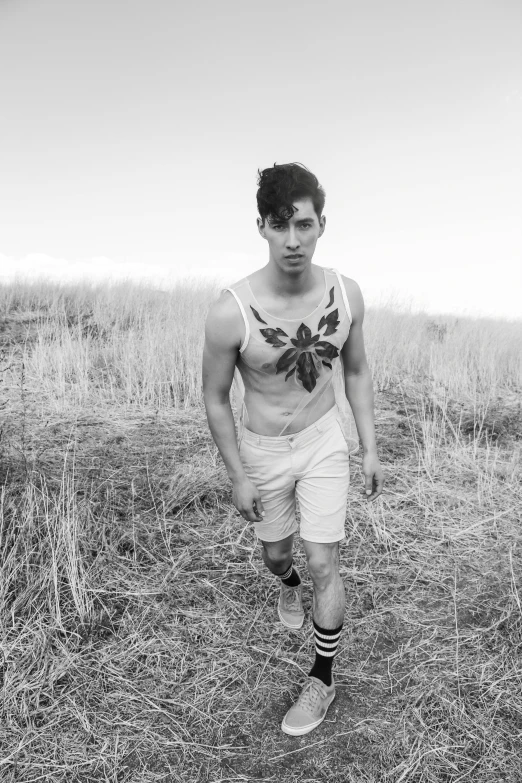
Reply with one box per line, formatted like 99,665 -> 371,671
276,562 -> 301,587
308,620 -> 343,687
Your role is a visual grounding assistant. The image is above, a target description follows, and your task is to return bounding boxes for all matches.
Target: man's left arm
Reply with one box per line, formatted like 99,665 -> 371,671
340,276 -> 384,501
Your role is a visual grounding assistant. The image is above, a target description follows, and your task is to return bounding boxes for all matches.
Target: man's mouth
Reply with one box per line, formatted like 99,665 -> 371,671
285,254 -> 303,259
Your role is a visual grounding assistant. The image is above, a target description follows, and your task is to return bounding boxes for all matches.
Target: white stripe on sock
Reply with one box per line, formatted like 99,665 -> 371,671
314,629 -> 341,641
315,647 -> 337,657
315,639 -> 338,649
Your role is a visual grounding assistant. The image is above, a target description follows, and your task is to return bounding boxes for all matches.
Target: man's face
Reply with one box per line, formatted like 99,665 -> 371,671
257,198 -> 325,273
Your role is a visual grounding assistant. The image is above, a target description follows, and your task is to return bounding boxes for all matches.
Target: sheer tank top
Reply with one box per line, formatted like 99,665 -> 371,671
223,267 -> 359,453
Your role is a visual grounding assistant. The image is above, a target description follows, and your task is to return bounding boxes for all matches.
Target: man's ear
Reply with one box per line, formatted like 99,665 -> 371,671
257,217 -> 267,238
318,214 -> 326,238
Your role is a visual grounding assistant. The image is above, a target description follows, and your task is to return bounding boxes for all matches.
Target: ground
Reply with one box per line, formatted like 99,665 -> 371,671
0,280 -> 521,782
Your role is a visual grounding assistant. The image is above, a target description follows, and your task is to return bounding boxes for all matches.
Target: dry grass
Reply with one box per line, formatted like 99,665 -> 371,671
0,278 -> 521,782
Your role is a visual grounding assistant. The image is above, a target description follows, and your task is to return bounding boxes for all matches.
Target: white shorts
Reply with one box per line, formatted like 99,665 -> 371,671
238,405 -> 350,544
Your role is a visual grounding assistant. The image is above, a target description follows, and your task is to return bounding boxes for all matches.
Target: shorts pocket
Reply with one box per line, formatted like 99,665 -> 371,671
335,417 -> 350,453
238,437 -> 256,472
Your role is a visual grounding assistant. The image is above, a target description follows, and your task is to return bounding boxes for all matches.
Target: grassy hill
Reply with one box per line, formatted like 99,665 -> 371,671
1,278 -> 521,782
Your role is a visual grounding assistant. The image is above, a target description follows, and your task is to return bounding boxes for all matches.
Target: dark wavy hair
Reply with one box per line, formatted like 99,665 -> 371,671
256,162 -> 326,224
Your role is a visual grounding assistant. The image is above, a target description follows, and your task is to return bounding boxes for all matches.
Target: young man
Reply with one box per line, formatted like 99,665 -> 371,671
202,163 -> 383,736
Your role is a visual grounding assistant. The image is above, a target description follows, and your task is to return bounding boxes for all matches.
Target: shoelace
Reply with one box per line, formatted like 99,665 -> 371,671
282,586 -> 301,611
296,679 -> 326,713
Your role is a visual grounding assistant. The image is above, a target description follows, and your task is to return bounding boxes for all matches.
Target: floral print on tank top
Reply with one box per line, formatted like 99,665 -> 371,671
250,285 -> 340,393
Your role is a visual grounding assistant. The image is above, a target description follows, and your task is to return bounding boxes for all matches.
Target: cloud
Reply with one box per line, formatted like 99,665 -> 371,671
0,253 -> 190,288
0,252 -> 264,292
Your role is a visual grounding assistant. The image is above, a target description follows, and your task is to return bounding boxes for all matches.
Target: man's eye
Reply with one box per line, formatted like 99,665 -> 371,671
300,223 -> 312,229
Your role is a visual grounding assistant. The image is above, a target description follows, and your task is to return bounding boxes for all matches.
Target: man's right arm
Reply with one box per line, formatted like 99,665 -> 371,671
202,293 -> 265,523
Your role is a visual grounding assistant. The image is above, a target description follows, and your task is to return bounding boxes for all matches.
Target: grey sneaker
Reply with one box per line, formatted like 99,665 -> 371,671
281,676 -> 336,736
278,581 -> 304,629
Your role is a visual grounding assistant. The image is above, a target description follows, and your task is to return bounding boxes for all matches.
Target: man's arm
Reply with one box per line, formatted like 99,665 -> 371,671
202,293 -> 265,522
341,277 -> 384,501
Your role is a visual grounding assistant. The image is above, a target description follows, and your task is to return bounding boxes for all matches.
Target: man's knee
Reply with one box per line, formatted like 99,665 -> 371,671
306,543 -> 340,588
261,537 -> 293,572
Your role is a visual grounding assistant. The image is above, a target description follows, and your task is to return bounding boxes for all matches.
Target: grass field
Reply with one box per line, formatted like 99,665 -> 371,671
1,277 -> 521,782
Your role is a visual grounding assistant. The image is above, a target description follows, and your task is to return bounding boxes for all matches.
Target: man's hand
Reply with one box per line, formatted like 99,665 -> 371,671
362,452 -> 384,502
232,477 -> 266,522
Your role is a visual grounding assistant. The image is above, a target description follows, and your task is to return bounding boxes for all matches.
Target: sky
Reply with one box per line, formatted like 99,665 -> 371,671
0,0 -> 521,319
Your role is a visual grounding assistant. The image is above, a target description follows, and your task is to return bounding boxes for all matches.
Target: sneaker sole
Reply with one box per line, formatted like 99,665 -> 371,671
277,604 -> 304,629
281,693 -> 336,736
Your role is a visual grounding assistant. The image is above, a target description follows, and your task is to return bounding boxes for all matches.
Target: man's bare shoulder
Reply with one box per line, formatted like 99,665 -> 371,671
205,288 -> 244,350
341,275 -> 364,322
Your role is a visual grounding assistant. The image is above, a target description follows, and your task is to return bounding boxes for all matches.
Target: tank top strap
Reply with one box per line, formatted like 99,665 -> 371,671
222,280 -> 250,354
327,267 -> 352,323
227,276 -> 278,330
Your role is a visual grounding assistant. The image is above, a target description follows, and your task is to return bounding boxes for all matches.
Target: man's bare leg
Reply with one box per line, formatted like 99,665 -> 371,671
302,540 -> 344,685
260,534 -> 295,576
261,534 -> 304,628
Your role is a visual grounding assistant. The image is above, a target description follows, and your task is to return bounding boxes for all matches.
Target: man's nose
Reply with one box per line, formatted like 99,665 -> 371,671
286,227 -> 300,249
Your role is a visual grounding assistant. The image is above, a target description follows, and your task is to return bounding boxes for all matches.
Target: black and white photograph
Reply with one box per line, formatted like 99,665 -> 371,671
1,1 -> 521,781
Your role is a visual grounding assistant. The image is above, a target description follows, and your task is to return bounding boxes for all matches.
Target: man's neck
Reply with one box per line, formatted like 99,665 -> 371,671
263,260 -> 319,297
